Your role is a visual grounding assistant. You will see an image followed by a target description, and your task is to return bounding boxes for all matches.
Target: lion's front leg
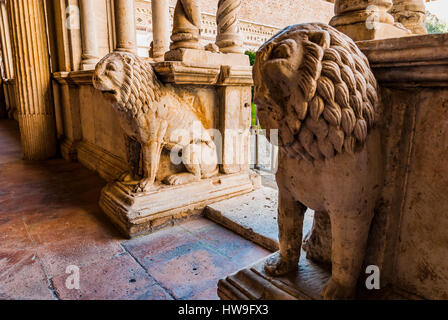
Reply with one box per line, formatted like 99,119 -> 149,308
265,185 -> 307,276
322,207 -> 375,300
133,140 -> 164,192
121,135 -> 141,183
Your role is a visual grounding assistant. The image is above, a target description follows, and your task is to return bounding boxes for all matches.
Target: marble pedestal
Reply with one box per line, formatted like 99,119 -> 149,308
100,172 -> 259,237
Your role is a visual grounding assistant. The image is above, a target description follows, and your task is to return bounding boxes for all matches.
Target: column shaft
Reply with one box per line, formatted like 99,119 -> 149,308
80,0 -> 99,70
151,0 -> 170,60
216,0 -> 243,53
114,0 -> 137,53
7,0 -> 57,160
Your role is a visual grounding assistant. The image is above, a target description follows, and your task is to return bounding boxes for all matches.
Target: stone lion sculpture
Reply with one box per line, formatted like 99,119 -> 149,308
253,23 -> 382,299
93,52 -> 218,192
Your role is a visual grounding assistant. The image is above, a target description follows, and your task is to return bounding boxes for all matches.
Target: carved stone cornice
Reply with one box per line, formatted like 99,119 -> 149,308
358,33 -> 448,87
53,70 -> 95,86
153,61 -> 253,86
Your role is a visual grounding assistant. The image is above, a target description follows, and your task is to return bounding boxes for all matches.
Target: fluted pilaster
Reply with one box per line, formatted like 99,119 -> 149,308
330,0 -> 410,41
114,0 -> 137,53
7,0 -> 57,160
216,0 -> 243,53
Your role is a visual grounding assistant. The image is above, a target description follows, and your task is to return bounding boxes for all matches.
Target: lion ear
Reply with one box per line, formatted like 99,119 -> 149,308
308,31 -> 331,51
123,55 -> 133,65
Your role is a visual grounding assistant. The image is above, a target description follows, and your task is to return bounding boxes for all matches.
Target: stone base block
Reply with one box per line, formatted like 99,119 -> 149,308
165,48 -> 250,67
332,22 -> 410,41
99,172 -> 258,238
218,253 -> 331,300
218,253 -> 412,300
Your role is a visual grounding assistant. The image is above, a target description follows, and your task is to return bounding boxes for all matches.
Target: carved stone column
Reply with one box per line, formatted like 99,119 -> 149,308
80,0 -> 100,70
6,0 -> 57,160
391,0 -> 427,35
170,0 -> 201,50
151,0 -> 170,61
330,0 -> 410,41
216,0 -> 243,54
114,0 -> 137,53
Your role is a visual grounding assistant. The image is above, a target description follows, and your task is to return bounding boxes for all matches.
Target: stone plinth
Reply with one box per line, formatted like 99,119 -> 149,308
100,172 -> 257,237
164,48 -> 249,66
218,253 -> 412,300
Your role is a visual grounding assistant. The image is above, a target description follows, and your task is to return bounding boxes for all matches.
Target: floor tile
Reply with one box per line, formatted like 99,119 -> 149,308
52,254 -> 171,300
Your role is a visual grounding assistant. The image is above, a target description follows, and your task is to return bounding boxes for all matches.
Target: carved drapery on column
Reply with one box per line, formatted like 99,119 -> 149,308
330,0 -> 410,41
391,0 -> 427,35
216,0 -> 244,53
6,0 -> 57,160
114,0 -> 137,53
80,0 -> 100,70
170,0 -> 202,50
151,0 -> 170,60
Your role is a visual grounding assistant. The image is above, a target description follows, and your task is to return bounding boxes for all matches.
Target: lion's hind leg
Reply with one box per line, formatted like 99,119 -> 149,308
165,143 -> 202,185
322,207 -> 375,300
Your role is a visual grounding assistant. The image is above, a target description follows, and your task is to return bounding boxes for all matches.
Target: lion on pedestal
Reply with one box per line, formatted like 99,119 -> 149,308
253,23 -> 383,299
93,52 -> 218,192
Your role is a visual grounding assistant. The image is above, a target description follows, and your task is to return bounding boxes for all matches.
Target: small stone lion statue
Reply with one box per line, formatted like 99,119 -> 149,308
93,52 -> 218,192
253,23 -> 383,299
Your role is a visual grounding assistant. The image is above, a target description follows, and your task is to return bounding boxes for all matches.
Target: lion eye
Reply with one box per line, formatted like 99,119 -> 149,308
107,63 -> 117,71
272,43 -> 291,59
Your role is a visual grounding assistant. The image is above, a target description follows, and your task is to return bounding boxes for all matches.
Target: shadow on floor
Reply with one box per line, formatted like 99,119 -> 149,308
0,119 -> 271,300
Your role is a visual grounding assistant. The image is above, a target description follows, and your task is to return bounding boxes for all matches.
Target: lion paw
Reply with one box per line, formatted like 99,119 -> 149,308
132,179 -> 154,193
321,278 -> 356,300
264,252 -> 298,276
164,173 -> 199,186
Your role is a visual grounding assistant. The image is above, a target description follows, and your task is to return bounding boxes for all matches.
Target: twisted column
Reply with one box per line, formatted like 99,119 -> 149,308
80,0 -> 99,70
6,0 -> 57,160
170,0 -> 201,50
114,0 -> 137,53
391,0 -> 427,35
216,0 -> 243,53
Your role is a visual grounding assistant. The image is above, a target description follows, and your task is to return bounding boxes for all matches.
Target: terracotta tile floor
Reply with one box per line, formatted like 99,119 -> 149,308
0,119 -> 271,300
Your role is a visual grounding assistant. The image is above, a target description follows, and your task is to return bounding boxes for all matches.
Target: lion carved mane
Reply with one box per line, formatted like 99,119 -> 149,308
254,23 -> 379,162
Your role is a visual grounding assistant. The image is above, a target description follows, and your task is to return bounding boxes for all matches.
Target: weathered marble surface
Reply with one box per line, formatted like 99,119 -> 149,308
253,23 -> 381,300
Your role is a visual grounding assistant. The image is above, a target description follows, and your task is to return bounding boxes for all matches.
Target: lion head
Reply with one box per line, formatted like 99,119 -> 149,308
253,23 -> 378,162
93,52 -> 162,118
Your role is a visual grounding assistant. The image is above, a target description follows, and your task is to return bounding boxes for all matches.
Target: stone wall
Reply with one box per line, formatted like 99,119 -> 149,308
135,0 -> 334,55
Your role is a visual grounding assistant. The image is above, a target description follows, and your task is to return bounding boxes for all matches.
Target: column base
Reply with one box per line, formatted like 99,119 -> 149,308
18,114 -> 57,160
164,48 -> 249,66
60,138 -> 78,162
331,21 -> 411,41
99,172 -> 259,238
